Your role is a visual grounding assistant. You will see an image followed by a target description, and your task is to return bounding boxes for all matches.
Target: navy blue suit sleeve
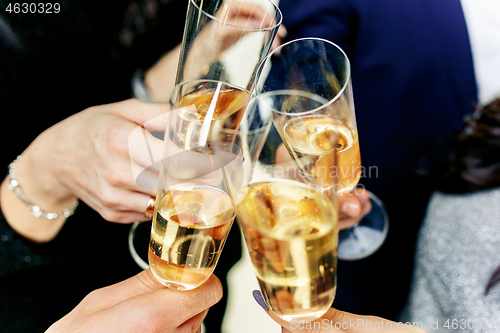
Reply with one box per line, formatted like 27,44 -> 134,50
279,0 -> 356,54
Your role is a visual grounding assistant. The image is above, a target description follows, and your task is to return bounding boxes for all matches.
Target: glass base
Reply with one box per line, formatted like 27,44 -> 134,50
128,221 -> 151,270
338,191 -> 389,261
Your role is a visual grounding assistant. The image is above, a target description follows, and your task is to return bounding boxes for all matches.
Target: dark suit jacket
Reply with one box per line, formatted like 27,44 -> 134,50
276,0 -> 478,318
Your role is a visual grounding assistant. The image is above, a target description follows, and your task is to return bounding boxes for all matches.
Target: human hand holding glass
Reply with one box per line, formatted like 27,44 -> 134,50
46,269 -> 223,333
257,38 -> 389,260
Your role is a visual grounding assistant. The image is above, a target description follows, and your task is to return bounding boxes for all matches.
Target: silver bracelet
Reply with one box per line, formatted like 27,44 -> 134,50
131,69 -> 154,103
7,156 -> 79,220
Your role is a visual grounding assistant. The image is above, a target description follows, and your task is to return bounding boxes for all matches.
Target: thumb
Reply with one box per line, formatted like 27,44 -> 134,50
263,303 -> 426,333
79,269 -> 168,313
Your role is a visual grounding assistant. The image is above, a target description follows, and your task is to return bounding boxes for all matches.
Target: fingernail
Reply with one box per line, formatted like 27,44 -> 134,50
252,290 -> 269,311
341,202 -> 361,217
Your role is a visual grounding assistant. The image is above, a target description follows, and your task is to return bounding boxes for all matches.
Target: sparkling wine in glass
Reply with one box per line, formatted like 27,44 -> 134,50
237,180 -> 338,322
149,183 -> 235,289
234,97 -> 339,321
147,80 -> 251,290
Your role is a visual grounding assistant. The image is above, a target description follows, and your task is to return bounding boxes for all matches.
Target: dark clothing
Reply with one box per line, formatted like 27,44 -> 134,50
277,0 -> 478,319
0,1 -> 238,332
0,207 -> 141,331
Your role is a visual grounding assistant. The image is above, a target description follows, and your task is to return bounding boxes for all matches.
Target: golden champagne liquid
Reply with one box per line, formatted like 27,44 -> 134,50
149,185 -> 235,290
237,180 -> 338,321
171,87 -> 249,151
283,115 -> 361,193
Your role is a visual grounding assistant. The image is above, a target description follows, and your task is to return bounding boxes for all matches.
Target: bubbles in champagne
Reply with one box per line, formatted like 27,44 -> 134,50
178,88 -> 249,121
282,115 -> 361,192
149,185 -> 235,290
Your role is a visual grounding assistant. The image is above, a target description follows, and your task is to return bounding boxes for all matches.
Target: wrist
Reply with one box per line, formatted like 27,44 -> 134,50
16,142 -> 78,210
9,156 -> 78,219
1,176 -> 69,243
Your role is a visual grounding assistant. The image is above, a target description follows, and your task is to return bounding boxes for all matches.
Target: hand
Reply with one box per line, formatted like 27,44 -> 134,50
275,143 -> 371,230
253,291 -> 426,333
1,99 -> 170,242
46,269 -> 223,333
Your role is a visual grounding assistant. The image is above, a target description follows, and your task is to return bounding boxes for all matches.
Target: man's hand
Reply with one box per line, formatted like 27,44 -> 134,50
46,270 -> 222,333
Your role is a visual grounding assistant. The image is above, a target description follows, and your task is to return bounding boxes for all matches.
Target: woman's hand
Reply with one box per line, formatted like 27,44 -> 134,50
1,99 -> 168,242
46,270 -> 223,333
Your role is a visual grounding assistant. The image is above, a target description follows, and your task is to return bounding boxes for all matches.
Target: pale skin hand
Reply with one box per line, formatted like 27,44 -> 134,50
274,143 -> 371,230
45,269 -> 223,333
0,99 -> 169,243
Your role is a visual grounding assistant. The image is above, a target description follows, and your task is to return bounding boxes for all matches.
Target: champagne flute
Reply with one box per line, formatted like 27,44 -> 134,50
128,80 -> 258,270
257,38 -> 389,261
235,96 -> 339,322
147,79 -> 253,290
128,0 -> 282,269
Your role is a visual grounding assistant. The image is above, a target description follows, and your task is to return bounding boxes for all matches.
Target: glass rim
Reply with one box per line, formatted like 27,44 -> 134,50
189,0 -> 283,32
258,37 -> 351,116
164,184 -> 237,221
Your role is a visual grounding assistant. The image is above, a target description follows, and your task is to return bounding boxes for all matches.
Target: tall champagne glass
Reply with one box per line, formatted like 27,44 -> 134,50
257,38 -> 389,261
128,80 -> 259,270
128,0 -> 282,270
234,96 -> 339,322
147,80 -> 252,290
